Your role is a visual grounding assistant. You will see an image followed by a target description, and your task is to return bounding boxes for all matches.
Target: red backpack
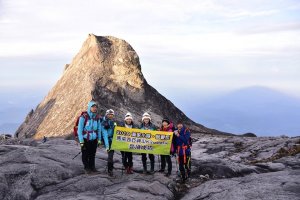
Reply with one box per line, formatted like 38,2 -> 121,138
73,112 -> 101,141
73,112 -> 89,141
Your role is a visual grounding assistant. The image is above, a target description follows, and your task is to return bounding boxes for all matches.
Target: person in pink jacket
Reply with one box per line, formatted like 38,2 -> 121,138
158,117 -> 175,177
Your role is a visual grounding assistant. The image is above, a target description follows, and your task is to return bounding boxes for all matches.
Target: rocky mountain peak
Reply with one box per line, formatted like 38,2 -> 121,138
16,34 -> 216,139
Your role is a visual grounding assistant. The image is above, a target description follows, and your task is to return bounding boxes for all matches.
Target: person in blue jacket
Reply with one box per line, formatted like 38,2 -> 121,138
77,101 -> 101,174
140,112 -> 156,174
174,121 -> 191,183
100,109 -> 117,176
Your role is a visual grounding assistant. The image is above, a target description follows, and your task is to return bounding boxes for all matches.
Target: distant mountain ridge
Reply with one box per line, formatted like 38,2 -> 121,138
0,90 -> 44,134
189,86 -> 300,136
0,123 -> 19,135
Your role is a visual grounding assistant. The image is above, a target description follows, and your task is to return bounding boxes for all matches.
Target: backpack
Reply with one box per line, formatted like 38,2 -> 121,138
178,127 -> 192,147
184,128 -> 192,147
73,112 -> 101,141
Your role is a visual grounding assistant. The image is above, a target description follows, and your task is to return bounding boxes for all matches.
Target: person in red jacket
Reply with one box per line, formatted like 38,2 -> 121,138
158,117 -> 174,177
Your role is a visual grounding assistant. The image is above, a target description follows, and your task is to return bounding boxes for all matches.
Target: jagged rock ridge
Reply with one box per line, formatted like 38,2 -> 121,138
16,34 -> 216,139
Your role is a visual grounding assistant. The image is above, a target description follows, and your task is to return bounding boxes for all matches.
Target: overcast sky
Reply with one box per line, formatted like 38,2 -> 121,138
1,0 -> 300,100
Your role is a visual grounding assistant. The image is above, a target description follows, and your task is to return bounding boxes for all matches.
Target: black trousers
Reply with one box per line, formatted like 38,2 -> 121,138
160,155 -> 172,173
121,151 -> 133,168
107,139 -> 114,171
107,150 -> 115,171
142,153 -> 155,168
178,155 -> 191,179
81,139 -> 97,170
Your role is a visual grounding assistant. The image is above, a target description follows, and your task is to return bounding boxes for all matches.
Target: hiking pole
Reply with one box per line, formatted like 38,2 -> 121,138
188,151 -> 192,177
158,155 -> 160,170
186,156 -> 191,178
121,152 -> 124,176
185,150 -> 191,179
72,151 -> 81,160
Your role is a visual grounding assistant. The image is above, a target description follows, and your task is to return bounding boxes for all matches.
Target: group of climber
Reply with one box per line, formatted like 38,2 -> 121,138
76,100 -> 192,182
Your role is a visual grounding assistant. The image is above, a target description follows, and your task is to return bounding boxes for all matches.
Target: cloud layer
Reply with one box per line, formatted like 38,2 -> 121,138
0,0 -> 299,98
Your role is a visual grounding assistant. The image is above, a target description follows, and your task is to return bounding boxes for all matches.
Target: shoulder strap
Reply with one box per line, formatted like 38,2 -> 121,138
184,128 -> 189,134
81,112 -> 89,127
184,128 -> 192,146
95,115 -> 102,121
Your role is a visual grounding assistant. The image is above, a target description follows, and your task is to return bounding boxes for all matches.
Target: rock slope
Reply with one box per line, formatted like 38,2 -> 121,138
1,134 -> 299,200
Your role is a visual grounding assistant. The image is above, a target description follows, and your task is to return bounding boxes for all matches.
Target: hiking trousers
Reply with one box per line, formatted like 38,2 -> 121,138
81,139 -> 97,170
142,153 -> 155,170
107,139 -> 114,171
121,151 -> 133,168
160,155 -> 172,173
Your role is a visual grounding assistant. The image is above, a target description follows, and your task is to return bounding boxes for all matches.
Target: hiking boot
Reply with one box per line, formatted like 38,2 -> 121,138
108,170 -> 113,177
143,169 -> 148,174
90,168 -> 98,174
143,163 -> 147,174
84,169 -> 92,174
165,172 -> 171,177
150,163 -> 154,173
187,171 -> 191,178
158,169 -> 165,173
108,162 -> 114,175
125,166 -> 129,174
175,177 -> 182,183
128,167 -> 134,174
143,164 -> 148,174
181,173 -> 186,183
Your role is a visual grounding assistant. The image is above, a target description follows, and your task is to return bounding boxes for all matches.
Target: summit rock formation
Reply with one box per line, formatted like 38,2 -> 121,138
16,34 -> 217,139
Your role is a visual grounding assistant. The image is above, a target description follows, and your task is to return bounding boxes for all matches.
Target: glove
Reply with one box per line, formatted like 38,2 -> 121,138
97,140 -> 102,146
80,143 -> 86,150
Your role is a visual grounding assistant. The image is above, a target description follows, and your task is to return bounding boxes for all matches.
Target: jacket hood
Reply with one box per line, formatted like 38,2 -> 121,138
87,101 -> 97,118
